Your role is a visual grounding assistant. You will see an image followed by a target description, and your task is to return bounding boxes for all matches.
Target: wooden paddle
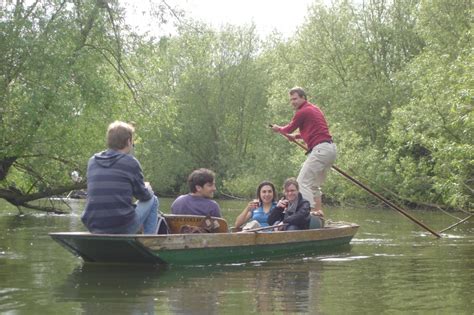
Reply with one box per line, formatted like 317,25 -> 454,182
271,128 -> 441,238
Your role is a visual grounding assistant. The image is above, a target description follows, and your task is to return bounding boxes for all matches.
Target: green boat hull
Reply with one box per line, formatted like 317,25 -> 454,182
50,222 -> 359,265
154,236 -> 354,264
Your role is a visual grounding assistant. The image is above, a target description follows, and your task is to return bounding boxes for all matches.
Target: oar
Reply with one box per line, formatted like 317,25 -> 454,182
240,223 -> 288,233
272,129 -> 441,238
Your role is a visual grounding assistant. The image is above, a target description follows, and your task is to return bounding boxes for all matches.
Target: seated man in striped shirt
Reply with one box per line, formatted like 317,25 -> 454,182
81,121 -> 159,234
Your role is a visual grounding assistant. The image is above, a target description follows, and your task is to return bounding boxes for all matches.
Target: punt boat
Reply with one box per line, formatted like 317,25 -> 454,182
50,214 -> 359,265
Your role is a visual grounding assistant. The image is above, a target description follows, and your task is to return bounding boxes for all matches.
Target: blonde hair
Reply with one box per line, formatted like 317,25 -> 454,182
107,121 -> 135,150
283,177 -> 299,191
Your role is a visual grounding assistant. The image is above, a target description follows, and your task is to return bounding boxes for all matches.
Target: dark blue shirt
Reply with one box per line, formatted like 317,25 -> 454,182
81,149 -> 152,233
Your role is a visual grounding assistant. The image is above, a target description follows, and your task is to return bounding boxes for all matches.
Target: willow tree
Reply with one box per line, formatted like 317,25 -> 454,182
0,0 -> 145,212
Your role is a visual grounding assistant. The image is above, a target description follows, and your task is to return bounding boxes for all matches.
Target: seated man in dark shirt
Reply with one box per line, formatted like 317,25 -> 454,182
81,121 -> 159,234
171,168 -> 221,217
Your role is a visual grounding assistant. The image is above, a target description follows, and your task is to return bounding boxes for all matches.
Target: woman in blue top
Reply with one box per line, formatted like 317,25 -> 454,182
234,181 -> 277,229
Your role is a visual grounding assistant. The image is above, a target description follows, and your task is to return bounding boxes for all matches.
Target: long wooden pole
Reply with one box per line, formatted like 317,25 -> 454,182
438,215 -> 472,233
241,223 -> 288,233
276,132 -> 441,238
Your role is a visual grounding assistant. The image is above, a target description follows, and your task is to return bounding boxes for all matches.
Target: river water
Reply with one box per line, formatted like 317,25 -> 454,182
0,198 -> 472,314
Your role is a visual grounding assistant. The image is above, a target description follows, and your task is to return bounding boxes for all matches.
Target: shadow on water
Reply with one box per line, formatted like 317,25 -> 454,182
54,253 -> 333,314
55,264 -> 164,314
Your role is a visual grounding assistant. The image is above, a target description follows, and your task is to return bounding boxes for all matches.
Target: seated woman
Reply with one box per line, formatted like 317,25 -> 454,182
234,181 -> 277,230
268,178 -> 310,231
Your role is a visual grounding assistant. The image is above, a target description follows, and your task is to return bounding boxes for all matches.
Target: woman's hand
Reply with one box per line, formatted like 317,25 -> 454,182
235,200 -> 259,229
277,199 -> 288,209
311,209 -> 324,217
247,199 -> 259,212
273,221 -> 286,232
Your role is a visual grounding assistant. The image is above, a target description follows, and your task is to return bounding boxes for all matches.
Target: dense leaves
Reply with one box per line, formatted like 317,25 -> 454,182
0,0 -> 472,212
0,0 -> 146,210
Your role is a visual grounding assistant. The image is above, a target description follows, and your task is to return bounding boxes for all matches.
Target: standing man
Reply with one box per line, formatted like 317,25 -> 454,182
82,121 -> 159,234
171,168 -> 222,217
271,87 -> 337,217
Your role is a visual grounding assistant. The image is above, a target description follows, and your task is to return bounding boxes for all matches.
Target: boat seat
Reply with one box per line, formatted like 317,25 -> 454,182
163,214 -> 229,234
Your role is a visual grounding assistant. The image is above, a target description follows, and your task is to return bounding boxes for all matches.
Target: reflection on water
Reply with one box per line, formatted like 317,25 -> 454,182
0,199 -> 473,314
55,261 -> 323,314
56,265 -> 162,314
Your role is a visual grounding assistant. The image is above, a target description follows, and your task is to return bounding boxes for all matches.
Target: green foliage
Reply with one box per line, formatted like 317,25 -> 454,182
276,0 -> 472,209
135,23 -> 290,195
1,0 -> 471,211
0,0 -> 158,205
385,0 -> 473,208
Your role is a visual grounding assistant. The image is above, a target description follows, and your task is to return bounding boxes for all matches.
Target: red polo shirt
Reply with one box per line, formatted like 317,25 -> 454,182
279,101 -> 332,150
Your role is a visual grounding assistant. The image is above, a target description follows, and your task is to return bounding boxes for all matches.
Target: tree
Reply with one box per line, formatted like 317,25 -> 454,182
0,0 -> 143,212
385,0 -> 473,209
134,23 -> 283,195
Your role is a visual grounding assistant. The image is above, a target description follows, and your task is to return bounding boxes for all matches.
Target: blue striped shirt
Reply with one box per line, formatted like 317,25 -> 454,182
81,149 -> 152,233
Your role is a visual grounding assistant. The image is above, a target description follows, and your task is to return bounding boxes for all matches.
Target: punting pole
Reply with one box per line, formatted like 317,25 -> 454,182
273,130 -> 441,238
439,215 -> 473,233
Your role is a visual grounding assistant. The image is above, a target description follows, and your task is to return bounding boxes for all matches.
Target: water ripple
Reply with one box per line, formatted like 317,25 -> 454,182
373,253 -> 404,257
318,255 -> 371,262
0,288 -> 25,295
441,234 -> 468,239
352,238 -> 393,244
0,251 -> 24,260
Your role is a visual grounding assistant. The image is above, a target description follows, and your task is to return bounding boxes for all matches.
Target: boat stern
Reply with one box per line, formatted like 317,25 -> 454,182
49,232 -> 165,264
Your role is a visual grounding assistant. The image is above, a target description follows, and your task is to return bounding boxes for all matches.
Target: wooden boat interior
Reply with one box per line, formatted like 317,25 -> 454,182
163,214 -> 229,234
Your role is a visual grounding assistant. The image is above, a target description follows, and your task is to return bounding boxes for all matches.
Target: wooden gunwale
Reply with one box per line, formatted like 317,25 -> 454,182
50,224 -> 358,251
138,224 -> 359,250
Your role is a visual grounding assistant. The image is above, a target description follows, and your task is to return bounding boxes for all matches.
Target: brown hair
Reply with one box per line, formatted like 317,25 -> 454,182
283,177 -> 299,191
256,181 -> 277,203
289,87 -> 307,100
188,168 -> 215,193
107,121 -> 134,150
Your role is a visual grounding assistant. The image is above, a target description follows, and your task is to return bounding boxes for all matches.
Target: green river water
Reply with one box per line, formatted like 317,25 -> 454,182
0,198 -> 472,314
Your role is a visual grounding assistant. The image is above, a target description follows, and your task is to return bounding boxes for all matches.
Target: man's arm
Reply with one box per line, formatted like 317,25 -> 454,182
270,126 -> 300,142
131,159 -> 153,201
283,200 -> 310,226
267,206 -> 284,225
271,111 -> 302,135
211,202 -> 222,218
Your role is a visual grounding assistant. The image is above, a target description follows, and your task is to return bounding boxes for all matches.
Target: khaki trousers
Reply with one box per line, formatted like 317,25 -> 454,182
296,142 -> 337,208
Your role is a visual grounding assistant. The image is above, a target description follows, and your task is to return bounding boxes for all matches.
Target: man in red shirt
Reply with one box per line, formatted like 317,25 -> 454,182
271,87 -> 337,216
